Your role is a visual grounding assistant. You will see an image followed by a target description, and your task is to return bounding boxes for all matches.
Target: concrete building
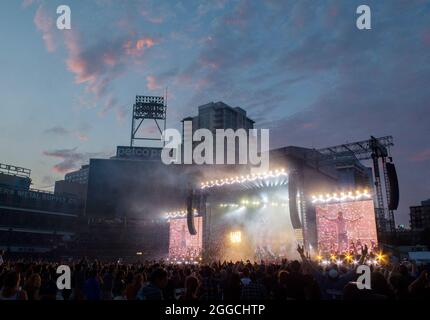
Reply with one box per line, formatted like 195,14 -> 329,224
181,101 -> 255,164
184,101 -> 255,133
410,199 -> 430,231
0,167 -> 83,255
65,165 -> 89,185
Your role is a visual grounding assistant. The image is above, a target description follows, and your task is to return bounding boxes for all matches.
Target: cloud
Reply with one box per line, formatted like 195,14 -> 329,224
146,75 -> 161,90
141,9 -> 165,24
43,125 -> 90,142
34,5 -> 56,52
22,0 -> 36,8
43,126 -> 70,136
63,29 -> 158,117
24,1 -> 430,225
43,148 -> 105,174
410,149 -> 430,162
98,95 -> 118,116
76,132 -> 89,142
253,0 -> 430,225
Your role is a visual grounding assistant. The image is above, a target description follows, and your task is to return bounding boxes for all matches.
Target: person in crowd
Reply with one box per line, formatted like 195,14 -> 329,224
72,263 -> 86,300
241,272 -> 267,300
83,269 -> 101,300
240,268 -> 252,286
101,265 -> 115,300
39,266 -> 58,300
408,270 -> 430,299
137,267 -> 168,300
273,270 -> 289,300
112,269 -> 126,299
285,260 -> 306,300
223,272 -> 241,300
125,273 -> 145,300
0,254 -> 429,301
179,275 -> 200,300
0,271 -> 28,300
0,250 -> 4,266
199,265 -> 220,300
297,244 -> 367,300
25,273 -> 42,300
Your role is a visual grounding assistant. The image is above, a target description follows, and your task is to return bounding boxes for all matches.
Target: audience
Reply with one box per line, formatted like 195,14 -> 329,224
0,247 -> 429,301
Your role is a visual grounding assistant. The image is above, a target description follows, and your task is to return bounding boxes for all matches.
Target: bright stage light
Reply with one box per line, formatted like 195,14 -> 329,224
200,168 -> 287,189
311,189 -> 372,204
165,208 -> 198,219
219,197 -> 288,209
376,251 -> 386,263
229,231 -> 242,244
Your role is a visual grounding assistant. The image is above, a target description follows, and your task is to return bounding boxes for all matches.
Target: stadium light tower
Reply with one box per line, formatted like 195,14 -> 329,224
130,94 -> 167,147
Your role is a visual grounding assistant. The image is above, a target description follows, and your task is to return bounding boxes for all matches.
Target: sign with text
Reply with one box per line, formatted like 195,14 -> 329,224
116,146 -> 162,161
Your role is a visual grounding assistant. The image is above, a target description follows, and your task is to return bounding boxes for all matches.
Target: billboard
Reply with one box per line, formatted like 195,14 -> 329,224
315,199 -> 377,253
116,146 -> 162,160
168,216 -> 203,259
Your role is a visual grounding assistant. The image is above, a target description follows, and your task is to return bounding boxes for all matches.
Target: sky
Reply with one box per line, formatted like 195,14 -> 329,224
0,0 -> 429,226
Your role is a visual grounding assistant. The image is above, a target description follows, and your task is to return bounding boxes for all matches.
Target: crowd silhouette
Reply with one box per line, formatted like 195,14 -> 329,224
0,247 -> 429,300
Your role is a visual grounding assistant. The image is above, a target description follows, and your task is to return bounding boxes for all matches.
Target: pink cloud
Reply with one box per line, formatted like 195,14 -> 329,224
124,37 -> 157,57
22,0 -> 36,8
43,148 -> 105,174
302,122 -> 316,129
75,132 -> 89,142
34,5 -> 56,52
141,10 -> 164,24
422,29 -> 430,46
146,75 -> 161,90
64,32 -> 157,98
410,148 -> 430,162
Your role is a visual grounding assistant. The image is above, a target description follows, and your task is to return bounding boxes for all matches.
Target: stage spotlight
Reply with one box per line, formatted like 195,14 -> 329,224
376,251 -> 386,263
261,195 -> 268,204
229,231 -> 242,244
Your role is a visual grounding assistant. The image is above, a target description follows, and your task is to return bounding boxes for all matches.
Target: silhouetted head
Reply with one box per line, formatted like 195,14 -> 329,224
149,268 -> 168,289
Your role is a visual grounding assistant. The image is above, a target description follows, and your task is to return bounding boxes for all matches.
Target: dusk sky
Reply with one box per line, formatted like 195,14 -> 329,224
0,0 -> 429,225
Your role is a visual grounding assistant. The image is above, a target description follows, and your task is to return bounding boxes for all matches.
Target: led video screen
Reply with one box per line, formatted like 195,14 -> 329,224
168,216 -> 203,259
315,199 -> 377,254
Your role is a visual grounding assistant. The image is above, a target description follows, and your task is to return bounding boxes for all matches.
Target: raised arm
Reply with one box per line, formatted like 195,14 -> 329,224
321,215 -> 337,221
345,215 -> 363,223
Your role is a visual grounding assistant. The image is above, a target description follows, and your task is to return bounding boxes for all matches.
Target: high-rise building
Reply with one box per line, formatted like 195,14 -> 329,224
181,101 -> 255,164
184,101 -> 255,133
410,199 -> 430,231
326,152 -> 373,190
65,165 -> 89,185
